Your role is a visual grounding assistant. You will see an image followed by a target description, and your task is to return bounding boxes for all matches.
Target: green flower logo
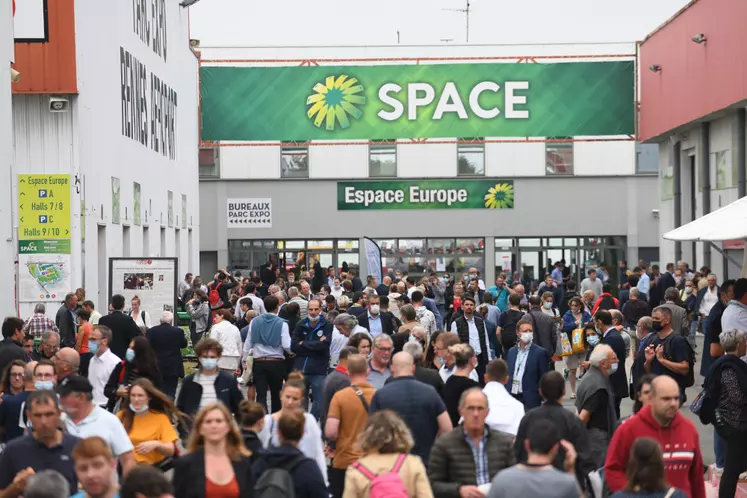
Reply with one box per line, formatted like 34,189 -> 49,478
306,75 -> 366,131
484,183 -> 514,209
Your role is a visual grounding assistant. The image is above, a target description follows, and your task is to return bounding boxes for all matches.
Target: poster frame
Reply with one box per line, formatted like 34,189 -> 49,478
108,257 -> 178,318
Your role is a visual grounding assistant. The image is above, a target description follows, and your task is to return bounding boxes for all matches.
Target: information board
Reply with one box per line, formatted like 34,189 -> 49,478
109,258 -> 177,319
18,174 -> 71,239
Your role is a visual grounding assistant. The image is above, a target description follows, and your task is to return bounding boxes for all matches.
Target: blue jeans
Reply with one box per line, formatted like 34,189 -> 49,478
715,428 -> 726,468
436,304 -> 446,329
304,374 -> 326,421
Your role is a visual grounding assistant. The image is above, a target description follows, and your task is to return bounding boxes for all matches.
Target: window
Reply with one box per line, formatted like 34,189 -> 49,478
369,142 -> 397,177
457,140 -> 485,176
636,142 -> 658,174
281,145 -> 309,178
199,147 -> 219,178
546,139 -> 573,175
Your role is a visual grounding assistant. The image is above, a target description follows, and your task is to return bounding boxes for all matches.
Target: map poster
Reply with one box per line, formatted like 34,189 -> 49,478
109,258 -> 177,319
18,239 -> 73,302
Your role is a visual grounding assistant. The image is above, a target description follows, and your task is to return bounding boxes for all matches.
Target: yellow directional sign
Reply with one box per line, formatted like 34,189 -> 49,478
18,174 -> 71,240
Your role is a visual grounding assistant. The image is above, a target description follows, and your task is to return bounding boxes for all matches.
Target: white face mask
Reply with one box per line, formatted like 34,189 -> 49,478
370,305 -> 380,315
520,332 -> 534,344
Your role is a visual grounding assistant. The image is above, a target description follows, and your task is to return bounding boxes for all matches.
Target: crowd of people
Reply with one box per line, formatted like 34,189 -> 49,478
0,259 -> 744,497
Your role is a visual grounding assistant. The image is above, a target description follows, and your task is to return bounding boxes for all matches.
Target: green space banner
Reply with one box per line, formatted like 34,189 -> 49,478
201,61 -> 634,142
337,180 -> 514,210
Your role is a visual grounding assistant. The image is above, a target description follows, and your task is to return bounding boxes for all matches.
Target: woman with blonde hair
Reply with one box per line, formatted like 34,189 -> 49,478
172,403 -> 254,498
129,295 -> 152,329
257,372 -> 328,485
343,410 -> 433,498
117,378 -> 184,469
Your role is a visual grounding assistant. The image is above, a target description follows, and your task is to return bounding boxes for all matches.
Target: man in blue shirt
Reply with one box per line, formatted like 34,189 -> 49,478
487,275 -> 510,312
634,267 -> 650,301
0,391 -> 80,496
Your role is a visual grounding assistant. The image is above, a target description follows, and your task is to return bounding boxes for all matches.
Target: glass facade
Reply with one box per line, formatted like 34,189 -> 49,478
494,237 -> 626,291
228,239 -> 359,275
376,238 -> 485,278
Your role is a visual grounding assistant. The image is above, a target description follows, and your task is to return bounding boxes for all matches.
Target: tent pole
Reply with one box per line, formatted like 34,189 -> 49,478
673,141 -> 682,262
708,242 -> 744,274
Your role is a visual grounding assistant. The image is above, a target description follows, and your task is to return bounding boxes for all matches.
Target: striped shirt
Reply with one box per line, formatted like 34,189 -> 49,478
195,372 -> 218,409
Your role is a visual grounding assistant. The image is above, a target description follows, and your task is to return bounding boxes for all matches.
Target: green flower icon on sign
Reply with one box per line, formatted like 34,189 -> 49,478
484,183 -> 514,209
306,75 -> 366,131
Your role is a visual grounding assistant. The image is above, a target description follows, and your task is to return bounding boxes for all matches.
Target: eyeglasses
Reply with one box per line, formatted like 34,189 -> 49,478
9,373 -> 23,378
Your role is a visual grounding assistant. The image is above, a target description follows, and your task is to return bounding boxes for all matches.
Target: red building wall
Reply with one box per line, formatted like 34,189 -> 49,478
12,0 -> 77,94
639,0 -> 747,142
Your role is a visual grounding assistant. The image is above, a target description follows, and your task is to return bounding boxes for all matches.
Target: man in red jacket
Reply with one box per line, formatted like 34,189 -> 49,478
604,375 -> 705,498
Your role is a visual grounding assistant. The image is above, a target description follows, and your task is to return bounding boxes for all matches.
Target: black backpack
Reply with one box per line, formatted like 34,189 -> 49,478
661,333 -> 696,388
254,454 -> 308,498
500,309 -> 524,350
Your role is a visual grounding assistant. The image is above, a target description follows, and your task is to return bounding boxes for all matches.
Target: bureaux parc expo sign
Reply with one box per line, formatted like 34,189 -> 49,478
200,61 -> 634,141
337,180 -> 514,211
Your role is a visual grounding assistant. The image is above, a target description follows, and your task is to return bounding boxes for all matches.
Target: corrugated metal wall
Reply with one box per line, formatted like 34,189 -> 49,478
12,94 -> 77,173
12,0 -> 77,94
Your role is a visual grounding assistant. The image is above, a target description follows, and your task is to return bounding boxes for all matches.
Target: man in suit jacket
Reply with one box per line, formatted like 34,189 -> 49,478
357,294 -> 395,338
146,310 -> 187,399
658,288 -> 689,336
99,294 -> 142,360
55,293 -> 79,348
594,309 -> 629,419
656,263 -> 677,305
506,318 -> 549,410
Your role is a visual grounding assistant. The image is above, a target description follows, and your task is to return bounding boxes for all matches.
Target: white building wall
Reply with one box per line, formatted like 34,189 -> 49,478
485,141 -> 545,177
10,0 -> 200,314
309,142 -> 369,178
0,0 -> 14,315
574,140 -> 636,176
397,142 -> 456,178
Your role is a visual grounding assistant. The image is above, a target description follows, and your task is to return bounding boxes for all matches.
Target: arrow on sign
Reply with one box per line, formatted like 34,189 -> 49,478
229,218 -> 270,225
19,178 -> 25,183
65,229 -> 69,235
19,205 -> 23,210
19,192 -> 25,196
19,217 -> 23,223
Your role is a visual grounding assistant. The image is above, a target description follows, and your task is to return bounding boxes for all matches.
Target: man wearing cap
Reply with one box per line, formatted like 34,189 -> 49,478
57,375 -> 136,475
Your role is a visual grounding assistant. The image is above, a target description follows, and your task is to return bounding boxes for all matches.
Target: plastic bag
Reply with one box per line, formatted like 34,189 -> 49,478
559,332 -> 574,357
571,328 -> 586,354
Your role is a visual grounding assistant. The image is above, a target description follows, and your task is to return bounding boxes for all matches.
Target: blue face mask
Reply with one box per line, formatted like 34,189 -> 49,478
200,357 -> 218,370
88,342 -> 99,355
607,363 -> 619,375
125,348 -> 135,363
35,380 -> 54,391
587,335 -> 600,347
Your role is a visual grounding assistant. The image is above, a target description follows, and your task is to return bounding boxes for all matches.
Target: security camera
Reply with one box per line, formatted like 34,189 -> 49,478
10,68 -> 20,83
190,39 -> 200,48
652,209 -> 660,219
649,64 -> 661,73
691,33 -> 707,44
49,96 -> 69,113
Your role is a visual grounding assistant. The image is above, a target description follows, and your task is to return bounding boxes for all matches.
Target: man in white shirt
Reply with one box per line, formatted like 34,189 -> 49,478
697,274 -> 720,318
86,325 -> 121,408
81,301 -> 102,326
412,290 -> 437,338
57,375 -> 136,475
483,359 -> 524,435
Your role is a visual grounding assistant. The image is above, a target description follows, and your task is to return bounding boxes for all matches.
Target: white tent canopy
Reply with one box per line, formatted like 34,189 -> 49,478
663,196 -> 747,277
663,196 -> 747,242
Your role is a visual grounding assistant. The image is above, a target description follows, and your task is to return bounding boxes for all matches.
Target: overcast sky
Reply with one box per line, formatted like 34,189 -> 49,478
189,0 -> 690,47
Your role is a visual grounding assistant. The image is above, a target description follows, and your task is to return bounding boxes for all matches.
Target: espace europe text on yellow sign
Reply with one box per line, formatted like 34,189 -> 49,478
18,174 -> 71,240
